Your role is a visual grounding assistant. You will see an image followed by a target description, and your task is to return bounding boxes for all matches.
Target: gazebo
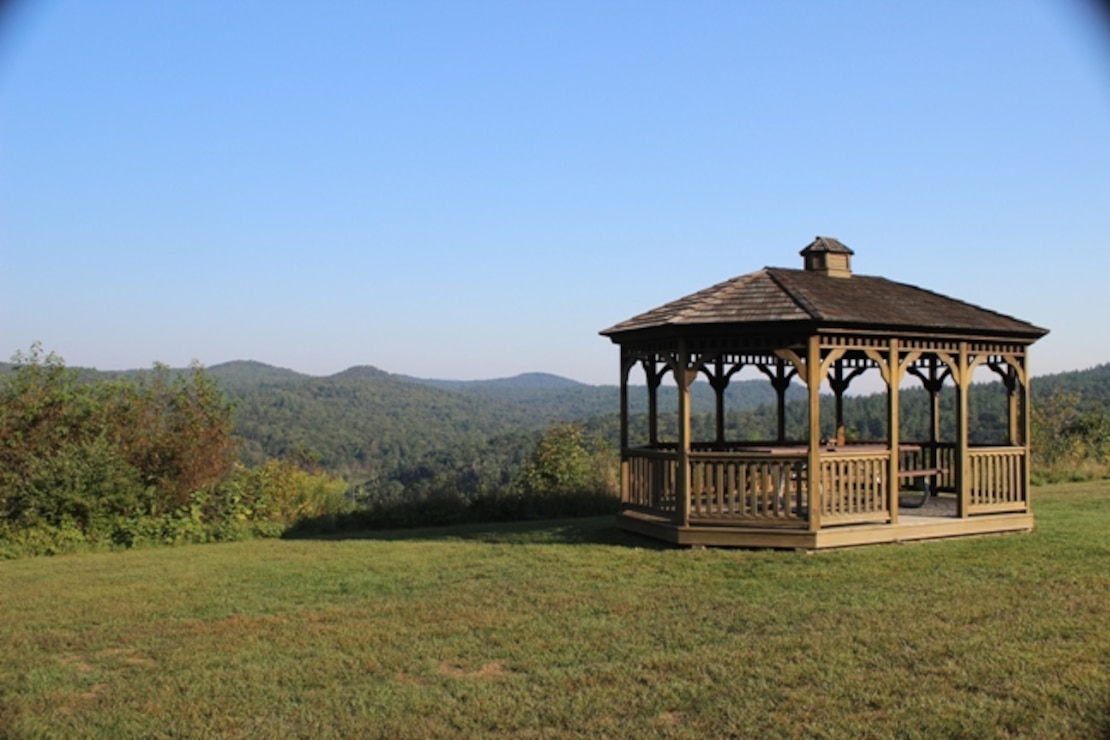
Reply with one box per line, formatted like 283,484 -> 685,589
600,237 -> 1048,549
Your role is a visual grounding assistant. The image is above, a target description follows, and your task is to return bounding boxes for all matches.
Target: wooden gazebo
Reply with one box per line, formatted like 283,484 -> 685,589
600,237 -> 1048,549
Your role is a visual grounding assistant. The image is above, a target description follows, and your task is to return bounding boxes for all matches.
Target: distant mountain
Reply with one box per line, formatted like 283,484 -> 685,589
402,371 -> 587,392
197,362 -> 805,478
219,365 -> 541,477
7,356 -> 1108,489
207,360 -> 310,387
328,365 -> 395,382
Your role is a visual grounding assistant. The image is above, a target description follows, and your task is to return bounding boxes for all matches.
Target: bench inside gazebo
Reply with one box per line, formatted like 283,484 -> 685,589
600,237 -> 1048,549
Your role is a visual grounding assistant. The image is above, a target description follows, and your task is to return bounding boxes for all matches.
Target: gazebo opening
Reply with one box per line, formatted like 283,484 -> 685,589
601,237 -> 1048,549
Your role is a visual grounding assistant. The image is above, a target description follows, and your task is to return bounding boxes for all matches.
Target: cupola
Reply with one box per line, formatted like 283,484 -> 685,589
800,236 -> 854,278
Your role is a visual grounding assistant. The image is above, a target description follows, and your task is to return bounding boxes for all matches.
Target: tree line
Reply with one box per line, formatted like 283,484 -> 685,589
2,346 -> 1107,557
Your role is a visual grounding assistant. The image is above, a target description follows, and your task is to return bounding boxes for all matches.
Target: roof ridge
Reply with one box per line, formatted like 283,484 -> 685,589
766,268 -> 822,320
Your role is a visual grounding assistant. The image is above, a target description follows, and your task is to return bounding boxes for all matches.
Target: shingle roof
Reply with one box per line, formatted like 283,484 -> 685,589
800,236 -> 853,256
601,267 -> 1048,340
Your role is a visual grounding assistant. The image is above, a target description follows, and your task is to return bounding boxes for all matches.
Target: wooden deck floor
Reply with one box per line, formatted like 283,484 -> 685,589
618,495 -> 1033,550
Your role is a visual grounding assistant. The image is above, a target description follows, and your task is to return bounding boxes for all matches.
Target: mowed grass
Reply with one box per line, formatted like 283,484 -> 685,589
2,482 -> 1109,738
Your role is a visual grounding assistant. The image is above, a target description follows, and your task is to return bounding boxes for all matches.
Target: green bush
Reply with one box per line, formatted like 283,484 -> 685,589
216,460 -> 351,529
1032,389 -> 1110,483
14,437 -> 149,532
0,520 -> 89,558
0,346 -> 353,558
0,346 -> 238,522
515,423 -> 618,498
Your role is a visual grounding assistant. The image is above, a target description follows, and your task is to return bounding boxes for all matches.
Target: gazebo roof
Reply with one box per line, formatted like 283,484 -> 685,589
601,240 -> 1048,342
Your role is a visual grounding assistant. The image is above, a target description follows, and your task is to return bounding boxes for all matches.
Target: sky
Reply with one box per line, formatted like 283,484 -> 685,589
2,1 -> 1109,386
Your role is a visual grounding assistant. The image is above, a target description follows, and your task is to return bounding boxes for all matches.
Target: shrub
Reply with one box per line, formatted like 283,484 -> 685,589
0,346 -> 289,557
1032,389 -> 1110,483
516,423 -> 618,498
13,437 -> 149,532
218,460 -> 351,528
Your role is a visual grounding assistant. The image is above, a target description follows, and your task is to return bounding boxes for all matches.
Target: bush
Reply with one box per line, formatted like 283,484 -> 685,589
217,460 -> 351,528
1032,390 -> 1110,483
289,424 -> 620,536
516,423 -> 618,498
0,346 -> 354,558
0,346 -> 239,524
14,438 -> 149,532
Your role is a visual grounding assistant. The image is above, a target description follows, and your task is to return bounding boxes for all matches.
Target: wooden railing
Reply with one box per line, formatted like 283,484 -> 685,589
968,447 -> 1027,513
624,449 -> 677,516
688,453 -> 808,524
815,450 -> 890,524
623,448 -> 809,525
926,443 -> 957,492
625,443 -> 1030,526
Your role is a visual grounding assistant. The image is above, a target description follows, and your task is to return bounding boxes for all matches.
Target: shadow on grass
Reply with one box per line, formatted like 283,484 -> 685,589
285,515 -> 674,550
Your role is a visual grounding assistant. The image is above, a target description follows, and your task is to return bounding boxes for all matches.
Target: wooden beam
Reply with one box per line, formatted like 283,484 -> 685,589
928,357 -> 942,463
895,351 -> 922,385
707,355 -> 728,446
676,340 -> 692,528
862,348 -> 891,385
933,350 -> 960,385
1023,352 -> 1032,512
807,336 -> 822,533
619,351 -> 634,452
889,339 -> 900,525
818,347 -> 848,380
643,359 -> 661,446
757,359 -> 798,445
774,348 -> 807,380
957,342 -> 971,519
827,360 -> 867,435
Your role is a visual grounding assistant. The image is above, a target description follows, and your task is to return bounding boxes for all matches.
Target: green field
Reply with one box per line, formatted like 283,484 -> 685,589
2,482 -> 1108,738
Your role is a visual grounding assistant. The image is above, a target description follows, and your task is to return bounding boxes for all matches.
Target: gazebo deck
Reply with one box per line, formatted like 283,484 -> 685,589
618,504 -> 1034,550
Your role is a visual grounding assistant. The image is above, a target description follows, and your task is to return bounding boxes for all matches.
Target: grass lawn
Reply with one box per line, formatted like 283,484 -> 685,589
1,481 -> 1109,738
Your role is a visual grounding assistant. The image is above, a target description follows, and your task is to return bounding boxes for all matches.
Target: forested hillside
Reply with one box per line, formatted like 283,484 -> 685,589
400,370 -> 805,420
213,363 -> 536,472
6,359 -> 1107,502
206,362 -> 806,487
215,360 -> 1110,494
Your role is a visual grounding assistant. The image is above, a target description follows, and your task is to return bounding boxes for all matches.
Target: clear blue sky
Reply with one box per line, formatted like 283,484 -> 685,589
2,1 -> 1108,385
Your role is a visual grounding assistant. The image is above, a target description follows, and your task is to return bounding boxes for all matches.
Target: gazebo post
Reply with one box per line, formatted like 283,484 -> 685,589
908,355 -> 947,469
758,360 -> 796,445
1023,352 -> 1033,510
711,356 -> 727,448
776,359 -> 790,445
619,351 -> 631,452
1007,364 -> 1021,447
806,335 -> 822,533
829,360 -> 846,436
643,360 -> 661,447
675,340 -> 692,528
827,360 -> 864,444
956,342 -> 971,518
619,351 -> 633,507
928,357 -> 942,467
888,340 -> 901,525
